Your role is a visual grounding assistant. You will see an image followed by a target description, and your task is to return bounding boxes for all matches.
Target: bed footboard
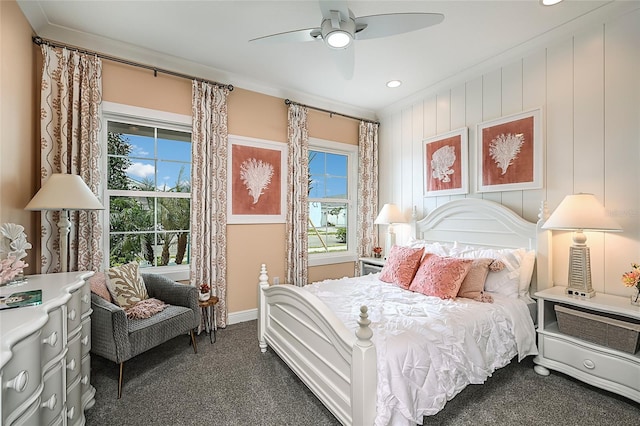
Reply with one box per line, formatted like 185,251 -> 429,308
258,264 -> 376,426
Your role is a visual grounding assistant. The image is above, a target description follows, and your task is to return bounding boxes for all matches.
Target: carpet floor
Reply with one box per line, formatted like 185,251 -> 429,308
86,320 -> 639,425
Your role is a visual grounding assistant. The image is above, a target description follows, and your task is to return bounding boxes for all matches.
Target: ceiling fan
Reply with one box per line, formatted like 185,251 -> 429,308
249,0 -> 444,79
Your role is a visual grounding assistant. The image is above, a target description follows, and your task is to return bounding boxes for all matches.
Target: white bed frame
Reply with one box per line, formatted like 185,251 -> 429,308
258,198 -> 551,425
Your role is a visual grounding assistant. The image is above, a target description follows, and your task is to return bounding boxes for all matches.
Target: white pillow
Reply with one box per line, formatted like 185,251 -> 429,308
451,246 -> 535,299
405,238 -> 454,257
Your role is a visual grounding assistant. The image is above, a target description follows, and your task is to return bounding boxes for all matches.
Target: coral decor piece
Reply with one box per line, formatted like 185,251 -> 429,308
240,158 -> 274,204
0,223 -> 31,285
430,145 -> 456,183
489,133 -> 525,175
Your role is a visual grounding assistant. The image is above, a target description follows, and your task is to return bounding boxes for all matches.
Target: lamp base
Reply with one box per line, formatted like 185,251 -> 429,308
566,245 -> 594,298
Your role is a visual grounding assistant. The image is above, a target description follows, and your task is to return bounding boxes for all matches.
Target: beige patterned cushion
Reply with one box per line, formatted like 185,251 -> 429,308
106,262 -> 149,309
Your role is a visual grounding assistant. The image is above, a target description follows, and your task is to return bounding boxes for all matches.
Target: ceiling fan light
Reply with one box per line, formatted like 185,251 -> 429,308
540,0 -> 564,5
386,80 -> 402,88
326,30 -> 352,48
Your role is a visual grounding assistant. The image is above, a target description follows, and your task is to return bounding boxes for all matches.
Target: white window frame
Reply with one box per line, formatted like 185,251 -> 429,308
101,101 -> 192,281
308,137 -> 358,267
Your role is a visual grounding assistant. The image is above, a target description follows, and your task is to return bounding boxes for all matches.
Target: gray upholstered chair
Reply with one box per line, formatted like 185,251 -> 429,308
90,273 -> 200,398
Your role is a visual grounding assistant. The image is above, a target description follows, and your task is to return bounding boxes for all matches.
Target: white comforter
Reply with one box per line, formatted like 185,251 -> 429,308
304,274 -> 538,426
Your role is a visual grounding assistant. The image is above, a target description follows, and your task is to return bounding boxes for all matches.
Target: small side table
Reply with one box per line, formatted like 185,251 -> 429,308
359,256 -> 385,275
198,296 -> 219,344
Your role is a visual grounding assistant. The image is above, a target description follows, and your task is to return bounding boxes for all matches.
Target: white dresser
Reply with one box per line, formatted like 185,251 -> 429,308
1,272 -> 96,425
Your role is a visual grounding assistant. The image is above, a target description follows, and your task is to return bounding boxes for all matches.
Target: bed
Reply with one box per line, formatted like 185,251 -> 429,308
258,198 -> 552,425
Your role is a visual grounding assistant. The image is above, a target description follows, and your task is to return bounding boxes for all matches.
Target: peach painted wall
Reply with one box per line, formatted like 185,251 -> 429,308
0,0 -> 37,274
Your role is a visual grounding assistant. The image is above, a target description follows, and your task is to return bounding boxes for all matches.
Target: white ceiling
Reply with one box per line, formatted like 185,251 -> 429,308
18,1 -> 624,119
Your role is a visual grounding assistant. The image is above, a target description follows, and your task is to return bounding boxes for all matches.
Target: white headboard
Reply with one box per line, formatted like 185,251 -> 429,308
413,198 -> 552,294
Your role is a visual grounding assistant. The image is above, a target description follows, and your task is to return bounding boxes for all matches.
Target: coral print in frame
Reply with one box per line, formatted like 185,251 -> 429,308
228,135 -> 287,224
477,108 -> 543,192
423,128 -> 469,197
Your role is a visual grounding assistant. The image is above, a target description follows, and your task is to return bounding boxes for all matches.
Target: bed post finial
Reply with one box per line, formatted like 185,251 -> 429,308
355,305 -> 373,343
259,264 -> 269,287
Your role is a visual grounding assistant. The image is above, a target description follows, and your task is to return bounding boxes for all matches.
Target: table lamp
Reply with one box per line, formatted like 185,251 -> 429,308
374,203 -> 406,258
542,193 -> 622,298
25,173 -> 104,272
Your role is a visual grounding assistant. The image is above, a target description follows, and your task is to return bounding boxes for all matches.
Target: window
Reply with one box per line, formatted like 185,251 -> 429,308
308,138 -> 357,266
103,103 -> 192,279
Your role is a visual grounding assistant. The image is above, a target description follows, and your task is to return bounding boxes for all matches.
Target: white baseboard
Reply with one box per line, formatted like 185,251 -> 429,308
228,308 -> 257,325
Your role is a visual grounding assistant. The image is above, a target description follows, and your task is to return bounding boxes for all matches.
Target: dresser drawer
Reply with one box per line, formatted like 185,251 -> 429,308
40,362 -> 64,426
543,335 -> 640,392
66,376 -> 82,426
41,307 -> 64,369
66,289 -> 82,335
66,332 -> 82,385
7,396 -> 41,426
1,331 -> 42,420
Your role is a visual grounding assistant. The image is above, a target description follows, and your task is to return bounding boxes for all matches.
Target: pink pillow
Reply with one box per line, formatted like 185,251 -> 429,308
409,254 -> 473,299
379,245 -> 425,289
457,258 -> 494,303
89,271 -> 112,302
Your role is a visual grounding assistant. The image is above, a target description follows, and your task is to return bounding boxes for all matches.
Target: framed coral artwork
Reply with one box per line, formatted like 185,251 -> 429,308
423,128 -> 469,197
477,108 -> 543,192
227,135 -> 287,224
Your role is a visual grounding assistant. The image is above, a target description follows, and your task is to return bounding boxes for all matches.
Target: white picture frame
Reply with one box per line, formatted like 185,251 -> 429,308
227,135 -> 287,224
423,128 -> 469,197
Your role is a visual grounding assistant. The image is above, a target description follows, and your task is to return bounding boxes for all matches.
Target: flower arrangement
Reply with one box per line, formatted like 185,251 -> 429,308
199,283 -> 210,294
0,223 -> 31,285
373,246 -> 383,258
622,263 -> 640,305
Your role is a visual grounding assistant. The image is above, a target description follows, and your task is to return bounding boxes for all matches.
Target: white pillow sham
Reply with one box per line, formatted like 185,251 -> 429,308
404,238 -> 454,257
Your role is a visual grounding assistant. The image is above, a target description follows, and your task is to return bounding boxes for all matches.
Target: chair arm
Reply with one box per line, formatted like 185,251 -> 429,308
142,273 -> 198,311
90,293 -> 132,363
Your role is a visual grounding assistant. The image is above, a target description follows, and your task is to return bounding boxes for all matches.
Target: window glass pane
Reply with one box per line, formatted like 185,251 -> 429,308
109,196 -> 155,233
308,201 -> 348,253
158,138 -> 191,163
155,231 -> 191,267
158,198 -> 191,233
326,176 -> 347,198
127,159 -> 156,190
325,153 -> 347,176
308,151 -> 325,175
109,232 -> 156,267
157,161 -> 191,191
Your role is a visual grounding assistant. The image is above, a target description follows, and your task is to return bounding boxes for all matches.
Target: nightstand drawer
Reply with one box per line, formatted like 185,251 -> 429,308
362,263 -> 383,275
543,335 -> 640,392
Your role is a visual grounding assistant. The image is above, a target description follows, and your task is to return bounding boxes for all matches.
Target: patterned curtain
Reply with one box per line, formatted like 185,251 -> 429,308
286,104 -> 309,286
356,121 -> 379,275
39,45 -> 103,273
190,81 -> 230,327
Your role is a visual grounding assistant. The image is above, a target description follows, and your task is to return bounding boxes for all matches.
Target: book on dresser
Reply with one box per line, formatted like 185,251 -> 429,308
0,289 -> 42,310
0,272 -> 96,426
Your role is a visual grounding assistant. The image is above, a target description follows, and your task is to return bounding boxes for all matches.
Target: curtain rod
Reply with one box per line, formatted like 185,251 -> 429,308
284,99 -> 379,125
32,36 -> 234,92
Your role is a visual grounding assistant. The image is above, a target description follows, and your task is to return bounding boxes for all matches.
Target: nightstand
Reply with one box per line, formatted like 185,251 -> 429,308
359,257 -> 385,275
533,286 -> 640,403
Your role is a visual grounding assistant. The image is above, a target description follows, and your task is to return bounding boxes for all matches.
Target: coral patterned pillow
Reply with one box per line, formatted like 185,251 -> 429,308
409,254 -> 473,299
378,245 -> 425,289
106,262 -> 149,309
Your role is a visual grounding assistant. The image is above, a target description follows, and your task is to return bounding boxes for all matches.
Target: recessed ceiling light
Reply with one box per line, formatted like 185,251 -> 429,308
540,0 -> 564,6
386,80 -> 402,88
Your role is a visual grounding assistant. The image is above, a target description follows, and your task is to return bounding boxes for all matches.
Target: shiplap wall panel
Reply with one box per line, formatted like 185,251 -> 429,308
522,49 -> 547,222
411,102 -> 424,218
602,9 -> 640,294
435,91 -> 453,208
400,106 -> 414,214
377,9 -> 639,297
546,38 -> 575,287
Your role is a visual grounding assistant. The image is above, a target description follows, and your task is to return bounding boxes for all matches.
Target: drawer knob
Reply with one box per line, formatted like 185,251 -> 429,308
43,331 -> 58,347
82,294 -> 90,304
82,335 -> 89,346
68,309 -> 77,321
81,375 -> 89,385
42,393 -> 57,410
67,406 -> 75,419
67,359 -> 76,371
583,359 -> 595,369
5,370 -> 28,392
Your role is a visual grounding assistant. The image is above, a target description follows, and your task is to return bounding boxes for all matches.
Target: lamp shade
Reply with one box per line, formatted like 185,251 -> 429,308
25,174 -> 104,211
542,193 -> 621,232
374,203 -> 405,225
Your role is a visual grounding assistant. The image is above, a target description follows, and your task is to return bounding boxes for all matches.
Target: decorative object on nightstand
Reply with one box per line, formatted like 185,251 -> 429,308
622,263 -> 640,306
372,246 -> 383,258
542,193 -> 622,298
374,203 -> 406,259
25,174 -> 104,272
199,283 -> 211,301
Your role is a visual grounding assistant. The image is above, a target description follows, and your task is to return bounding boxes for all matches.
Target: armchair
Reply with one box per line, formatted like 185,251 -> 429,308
91,273 -> 200,398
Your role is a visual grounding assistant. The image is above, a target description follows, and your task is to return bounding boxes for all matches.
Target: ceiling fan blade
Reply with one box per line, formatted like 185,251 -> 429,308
319,0 -> 350,20
329,43 -> 355,80
249,28 -> 321,44
354,13 -> 444,40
